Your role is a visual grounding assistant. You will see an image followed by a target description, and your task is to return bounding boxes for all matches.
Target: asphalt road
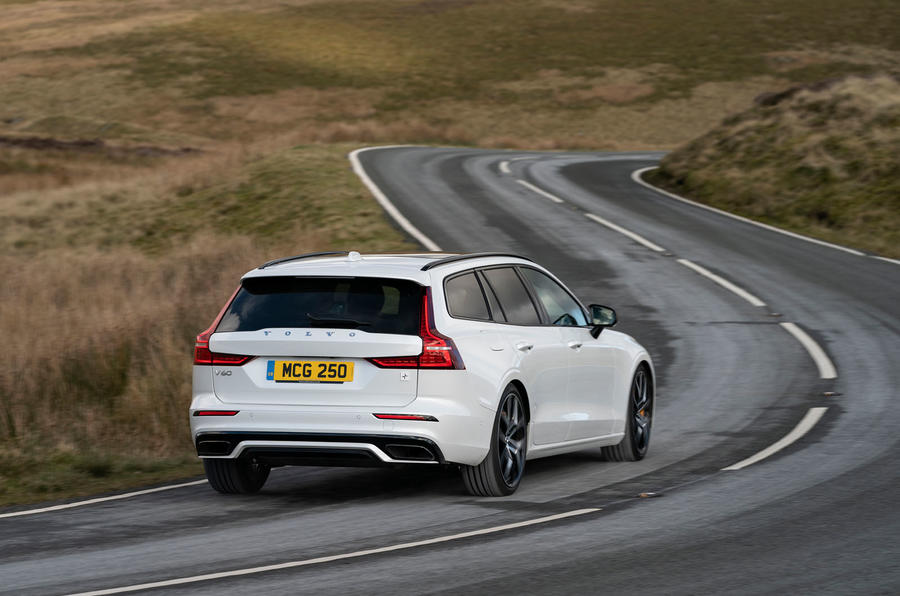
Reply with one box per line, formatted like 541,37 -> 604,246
2,147 -> 898,595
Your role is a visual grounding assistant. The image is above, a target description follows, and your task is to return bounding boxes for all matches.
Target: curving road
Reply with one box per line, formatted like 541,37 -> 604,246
1,147 -> 898,595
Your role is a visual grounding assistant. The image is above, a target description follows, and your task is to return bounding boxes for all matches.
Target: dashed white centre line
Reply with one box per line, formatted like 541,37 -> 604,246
499,160 -> 511,174
779,322 -> 838,379
676,259 -> 766,307
584,213 -> 666,253
722,407 -> 828,471
516,179 -> 565,204
515,178 -> 668,253
64,508 -> 600,596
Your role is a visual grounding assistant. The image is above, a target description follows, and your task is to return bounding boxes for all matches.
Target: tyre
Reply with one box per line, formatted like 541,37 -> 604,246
603,365 -> 653,462
461,385 -> 527,496
203,457 -> 271,494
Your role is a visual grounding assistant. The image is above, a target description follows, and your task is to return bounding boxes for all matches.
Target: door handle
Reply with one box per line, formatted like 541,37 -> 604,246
515,342 -> 534,352
567,341 -> 583,349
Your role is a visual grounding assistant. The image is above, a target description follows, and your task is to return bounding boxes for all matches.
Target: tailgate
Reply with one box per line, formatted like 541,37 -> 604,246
209,329 -> 421,407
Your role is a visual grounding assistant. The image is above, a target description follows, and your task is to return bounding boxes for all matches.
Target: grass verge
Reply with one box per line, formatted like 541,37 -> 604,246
647,75 -> 900,258
0,143 -> 413,507
0,451 -> 202,507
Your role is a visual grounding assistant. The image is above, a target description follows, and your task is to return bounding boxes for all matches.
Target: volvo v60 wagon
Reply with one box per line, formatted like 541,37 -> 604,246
191,251 -> 655,496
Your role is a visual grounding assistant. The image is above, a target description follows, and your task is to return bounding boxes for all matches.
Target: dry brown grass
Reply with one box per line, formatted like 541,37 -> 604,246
0,238 -> 290,503
210,87 -> 382,125
0,139 -> 414,504
493,66 -> 667,106
555,83 -> 655,105
410,75 -> 796,150
0,239 -> 273,449
764,44 -> 900,73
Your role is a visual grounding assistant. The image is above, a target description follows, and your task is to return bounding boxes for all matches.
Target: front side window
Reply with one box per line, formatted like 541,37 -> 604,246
445,272 -> 490,320
519,268 -> 587,326
216,276 -> 422,335
481,267 -> 541,325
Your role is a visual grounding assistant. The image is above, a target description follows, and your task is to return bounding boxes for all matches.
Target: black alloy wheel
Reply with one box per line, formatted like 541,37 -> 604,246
603,365 -> 653,462
462,385 -> 527,496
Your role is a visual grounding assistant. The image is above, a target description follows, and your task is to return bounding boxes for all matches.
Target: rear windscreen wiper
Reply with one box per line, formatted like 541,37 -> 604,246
307,313 -> 373,329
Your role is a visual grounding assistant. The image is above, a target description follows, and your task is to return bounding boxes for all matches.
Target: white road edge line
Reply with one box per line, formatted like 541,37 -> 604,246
677,259 -> 766,307
585,213 -> 666,253
516,179 -> 565,204
348,146 -> 443,252
779,322 -> 838,379
873,255 -> 900,267
723,407 -> 828,471
0,480 -> 208,520
499,160 -> 511,174
631,167 -> 867,257
64,508 -> 600,596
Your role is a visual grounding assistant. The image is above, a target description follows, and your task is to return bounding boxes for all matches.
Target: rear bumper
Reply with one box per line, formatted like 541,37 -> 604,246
196,431 -> 445,466
189,392 -> 494,466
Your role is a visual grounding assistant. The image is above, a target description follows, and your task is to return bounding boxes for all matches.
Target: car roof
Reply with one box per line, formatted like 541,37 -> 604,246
241,252 -> 538,284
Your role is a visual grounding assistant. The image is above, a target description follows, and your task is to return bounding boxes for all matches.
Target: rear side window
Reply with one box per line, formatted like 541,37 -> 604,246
445,272 -> 490,320
477,270 -> 506,322
519,268 -> 588,326
481,268 -> 541,325
216,277 -> 422,335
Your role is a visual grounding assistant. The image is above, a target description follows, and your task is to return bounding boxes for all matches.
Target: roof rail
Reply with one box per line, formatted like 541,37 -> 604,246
258,251 -> 348,269
420,252 -> 534,271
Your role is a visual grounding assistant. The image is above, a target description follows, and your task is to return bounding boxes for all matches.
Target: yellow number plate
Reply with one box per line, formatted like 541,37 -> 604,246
266,360 -> 354,383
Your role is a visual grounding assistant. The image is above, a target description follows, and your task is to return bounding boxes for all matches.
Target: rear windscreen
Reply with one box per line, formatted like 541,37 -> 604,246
216,277 -> 423,335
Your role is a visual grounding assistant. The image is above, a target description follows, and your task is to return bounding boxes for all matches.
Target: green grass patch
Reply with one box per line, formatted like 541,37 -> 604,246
143,144 -> 411,252
44,0 -> 900,107
0,449 -> 202,507
0,143 -> 414,255
0,157 -> 54,175
59,17 -> 379,99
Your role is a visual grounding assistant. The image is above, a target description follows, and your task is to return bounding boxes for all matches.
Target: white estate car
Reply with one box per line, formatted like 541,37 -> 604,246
191,251 -> 655,496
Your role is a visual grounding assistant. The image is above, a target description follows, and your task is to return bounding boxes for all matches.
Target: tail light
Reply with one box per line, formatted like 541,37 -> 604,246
193,286 -> 254,366
368,288 -> 464,370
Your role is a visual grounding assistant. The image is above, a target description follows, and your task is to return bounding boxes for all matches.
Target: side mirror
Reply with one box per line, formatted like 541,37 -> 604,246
588,304 -> 617,338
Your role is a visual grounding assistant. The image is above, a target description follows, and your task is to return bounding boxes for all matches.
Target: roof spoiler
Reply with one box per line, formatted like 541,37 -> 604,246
258,251 -> 348,269
421,252 -> 534,271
